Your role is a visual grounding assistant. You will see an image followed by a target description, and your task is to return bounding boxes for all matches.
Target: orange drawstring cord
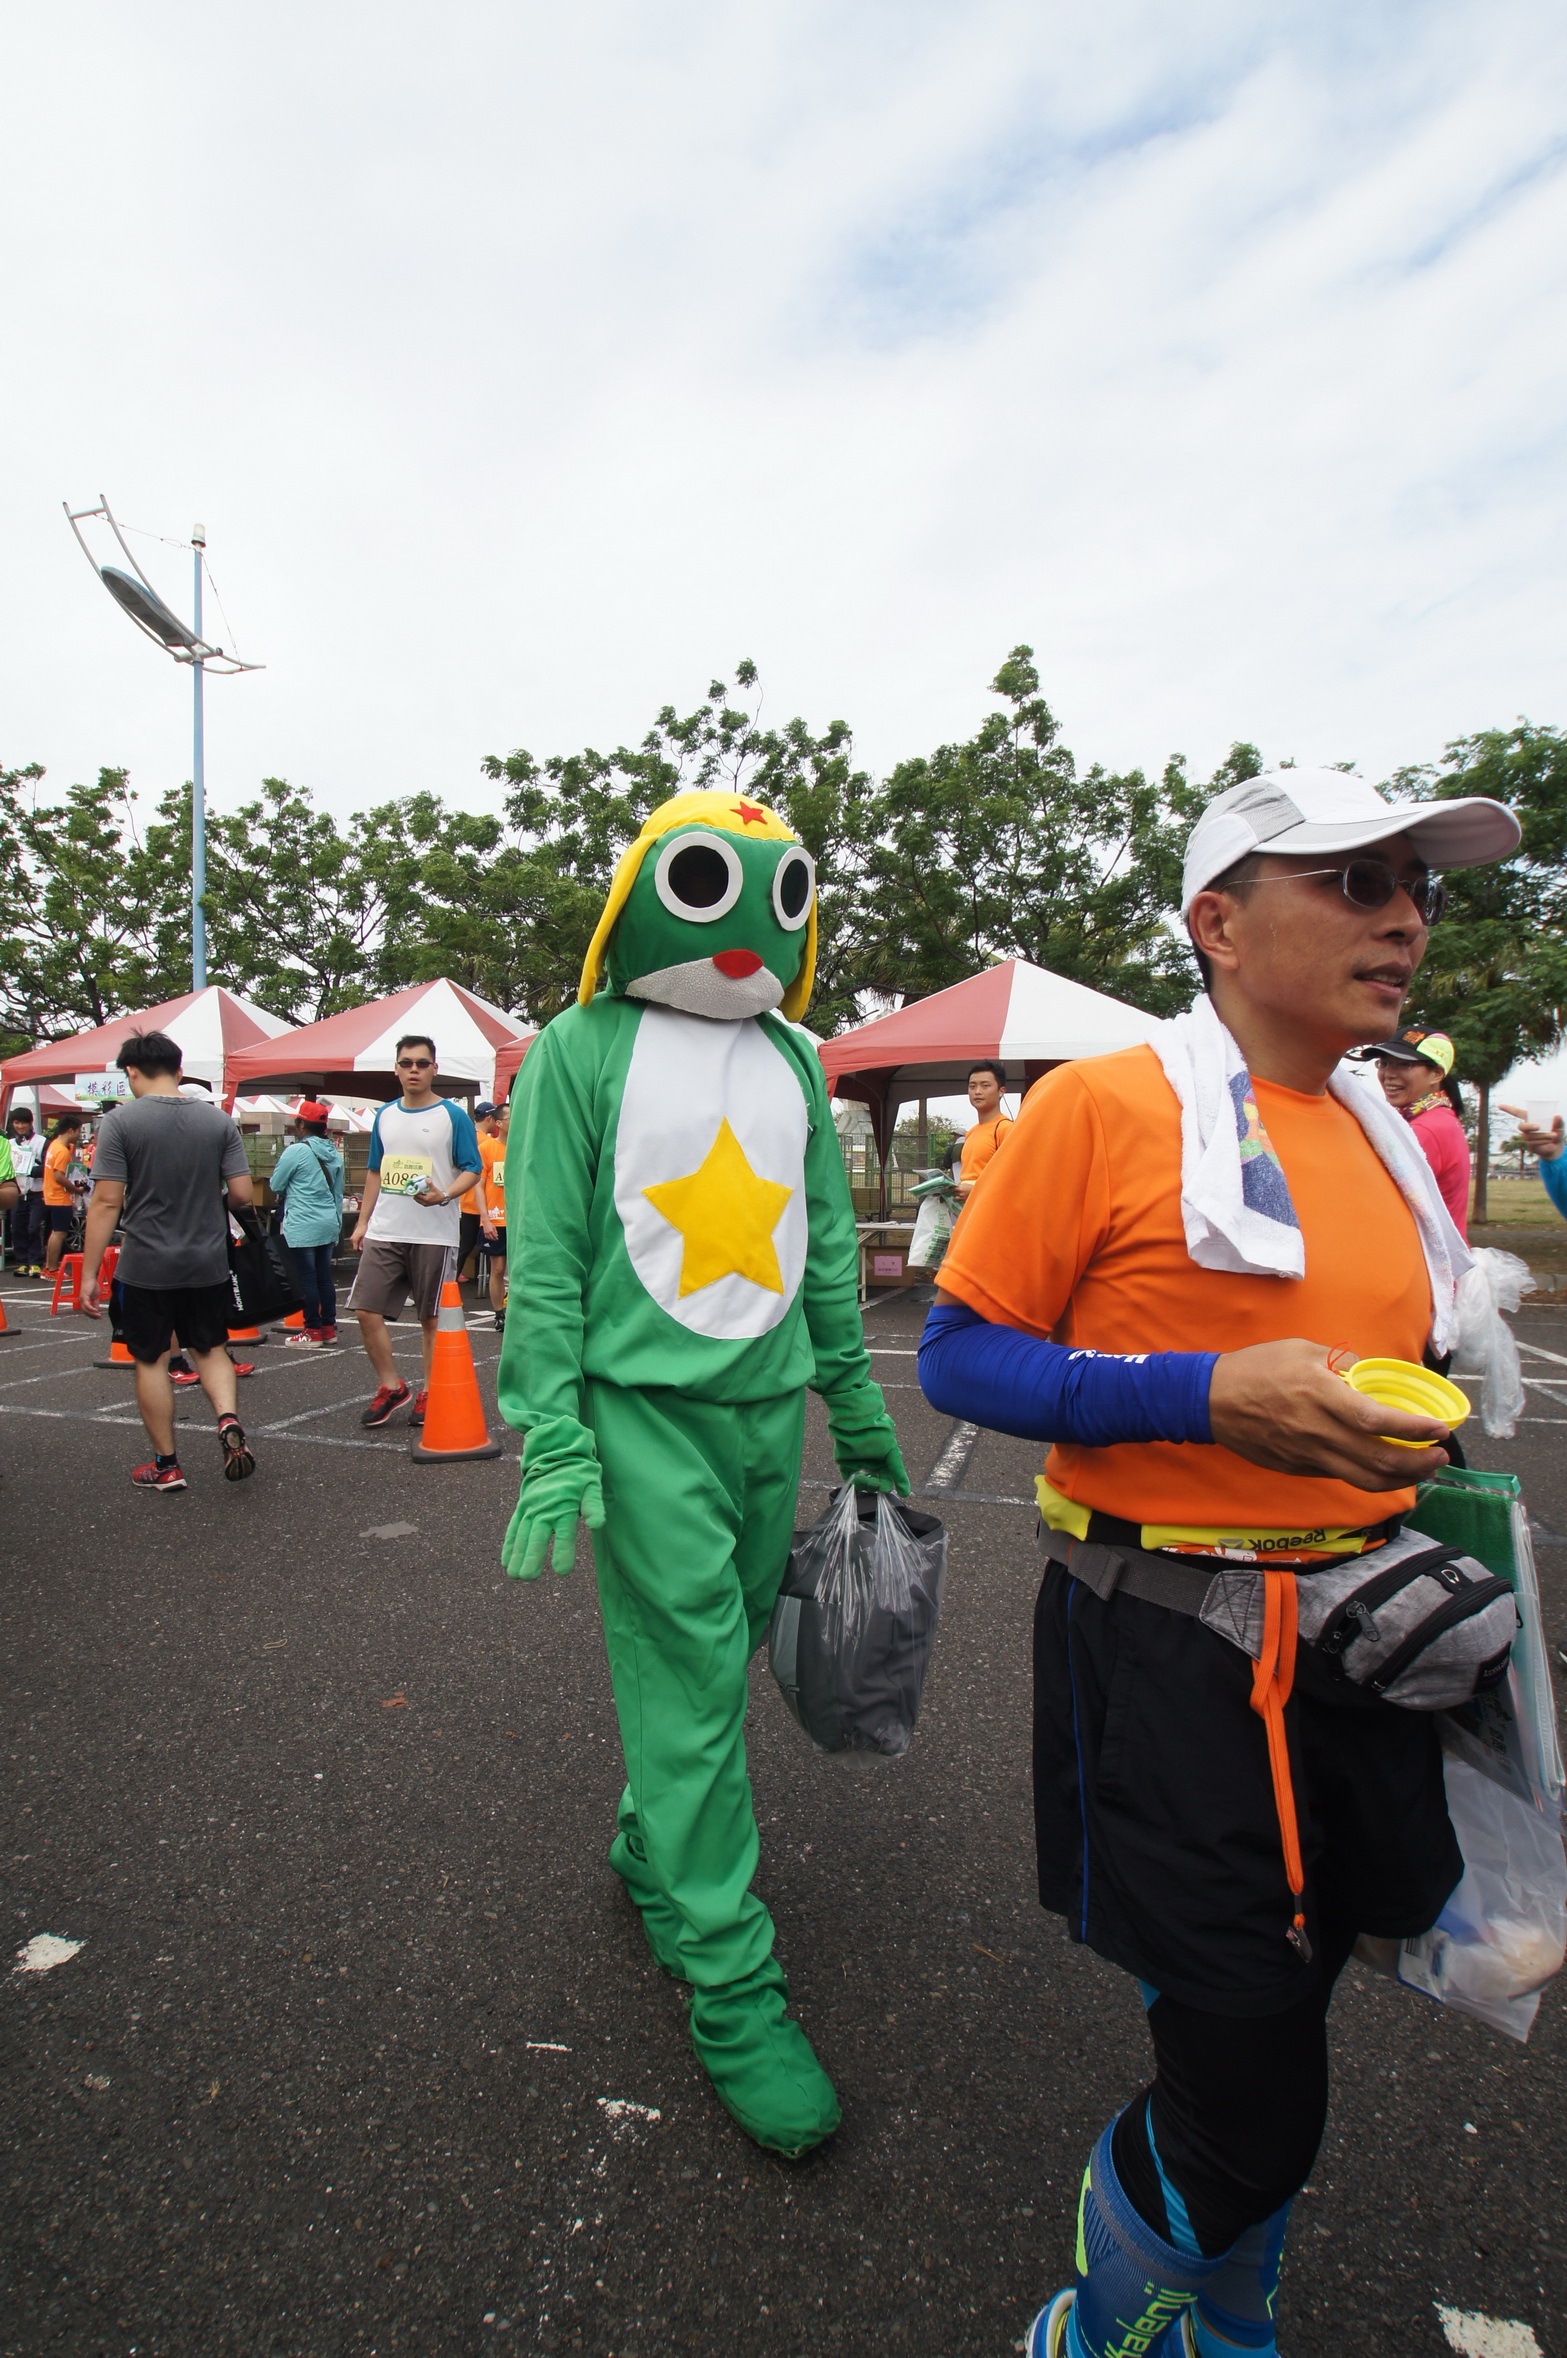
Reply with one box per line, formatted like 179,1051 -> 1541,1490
1250,1568 -> 1311,1961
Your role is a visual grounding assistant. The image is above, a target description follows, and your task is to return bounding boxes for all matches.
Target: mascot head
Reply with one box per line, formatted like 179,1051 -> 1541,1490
577,789 -> 817,1023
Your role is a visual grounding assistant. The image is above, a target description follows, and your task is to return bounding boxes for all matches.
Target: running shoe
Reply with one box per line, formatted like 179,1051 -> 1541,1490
1027,2291 -> 1076,2358
218,1418 -> 256,1482
317,1325 -> 338,1344
171,1367 -> 201,1389
131,1459 -> 187,1492
493,1310 -> 506,1333
360,1381 -> 411,1428
231,1360 -> 255,1378
410,1388 -> 428,1427
283,1330 -> 320,1350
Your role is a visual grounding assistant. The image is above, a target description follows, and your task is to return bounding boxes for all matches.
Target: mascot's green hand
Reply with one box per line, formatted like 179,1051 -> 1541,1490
836,1435 -> 911,1496
824,1384 -> 911,1497
502,1463 -> 606,1580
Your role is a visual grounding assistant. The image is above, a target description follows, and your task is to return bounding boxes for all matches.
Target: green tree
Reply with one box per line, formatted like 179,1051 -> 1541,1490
856,649 -> 1210,1018
1393,723 -> 1567,1222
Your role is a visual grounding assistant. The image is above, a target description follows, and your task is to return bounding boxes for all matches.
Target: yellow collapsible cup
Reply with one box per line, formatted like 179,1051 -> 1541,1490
1342,1356 -> 1470,1443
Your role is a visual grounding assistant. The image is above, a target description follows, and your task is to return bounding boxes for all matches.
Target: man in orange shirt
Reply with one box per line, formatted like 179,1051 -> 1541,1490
42,1111 -> 88,1277
476,1099 -> 508,1332
920,770 -> 1520,2358
956,1060 -> 1013,1195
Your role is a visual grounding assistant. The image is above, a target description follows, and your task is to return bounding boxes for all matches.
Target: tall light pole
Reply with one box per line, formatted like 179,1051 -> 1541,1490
191,523 -> 207,988
64,496 -> 262,995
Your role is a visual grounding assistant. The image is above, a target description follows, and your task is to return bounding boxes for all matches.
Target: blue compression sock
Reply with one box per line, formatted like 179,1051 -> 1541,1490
1190,2203 -> 1291,2354
1067,2118 -> 1222,2358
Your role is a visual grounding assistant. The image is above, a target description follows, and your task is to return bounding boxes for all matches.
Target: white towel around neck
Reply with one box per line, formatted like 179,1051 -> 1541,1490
1152,996 -> 1470,1357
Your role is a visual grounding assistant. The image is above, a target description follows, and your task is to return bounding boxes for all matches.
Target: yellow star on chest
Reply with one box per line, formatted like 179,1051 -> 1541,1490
641,1118 -> 795,1297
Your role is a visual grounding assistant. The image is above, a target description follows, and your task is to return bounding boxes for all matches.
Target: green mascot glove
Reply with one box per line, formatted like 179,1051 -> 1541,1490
822,1381 -> 911,1497
503,1459 -> 606,1580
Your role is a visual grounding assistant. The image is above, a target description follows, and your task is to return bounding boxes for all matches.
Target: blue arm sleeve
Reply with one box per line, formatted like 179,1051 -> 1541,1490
366,1108 -> 384,1175
918,1302 -> 1217,1447
1541,1153 -> 1567,1221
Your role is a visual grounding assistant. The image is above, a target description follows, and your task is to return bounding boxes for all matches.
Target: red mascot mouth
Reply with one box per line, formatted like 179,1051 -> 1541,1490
711,949 -> 764,978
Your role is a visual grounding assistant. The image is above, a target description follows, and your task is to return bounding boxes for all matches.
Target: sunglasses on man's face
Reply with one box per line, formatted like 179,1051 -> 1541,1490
1251,859 -> 1446,927
397,1056 -> 434,1070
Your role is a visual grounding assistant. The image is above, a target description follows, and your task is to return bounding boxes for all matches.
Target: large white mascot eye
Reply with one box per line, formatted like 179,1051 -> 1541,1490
653,831 -> 744,923
771,846 -> 815,932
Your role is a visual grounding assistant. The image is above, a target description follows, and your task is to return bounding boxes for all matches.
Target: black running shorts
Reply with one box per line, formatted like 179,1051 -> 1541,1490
1033,1562 -> 1463,2018
117,1278 -> 235,1364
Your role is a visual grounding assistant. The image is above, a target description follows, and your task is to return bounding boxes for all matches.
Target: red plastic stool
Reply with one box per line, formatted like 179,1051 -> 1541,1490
49,1255 -> 83,1315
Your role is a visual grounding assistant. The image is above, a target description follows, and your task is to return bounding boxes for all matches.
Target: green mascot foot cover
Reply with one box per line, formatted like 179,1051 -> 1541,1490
498,789 -> 905,2157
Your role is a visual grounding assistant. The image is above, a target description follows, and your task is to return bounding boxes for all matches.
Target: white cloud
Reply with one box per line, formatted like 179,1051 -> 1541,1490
3,0 -> 1565,840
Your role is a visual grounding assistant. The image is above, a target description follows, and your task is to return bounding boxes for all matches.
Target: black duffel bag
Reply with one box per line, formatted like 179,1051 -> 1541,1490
227,1206 -> 303,1326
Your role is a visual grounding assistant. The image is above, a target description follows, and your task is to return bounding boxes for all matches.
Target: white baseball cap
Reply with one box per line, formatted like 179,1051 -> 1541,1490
1181,768 -> 1520,914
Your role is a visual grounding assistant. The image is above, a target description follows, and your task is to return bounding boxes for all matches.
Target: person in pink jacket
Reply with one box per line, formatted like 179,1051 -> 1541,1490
1361,1028 -> 1472,1236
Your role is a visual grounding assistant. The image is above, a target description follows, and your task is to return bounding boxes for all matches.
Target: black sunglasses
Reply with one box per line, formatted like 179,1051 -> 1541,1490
1250,859 -> 1446,926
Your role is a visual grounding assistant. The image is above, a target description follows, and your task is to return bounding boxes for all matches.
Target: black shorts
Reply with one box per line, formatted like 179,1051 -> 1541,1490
458,1210 -> 482,1269
47,1205 -> 76,1234
1033,1562 -> 1463,2018
117,1279 -> 235,1364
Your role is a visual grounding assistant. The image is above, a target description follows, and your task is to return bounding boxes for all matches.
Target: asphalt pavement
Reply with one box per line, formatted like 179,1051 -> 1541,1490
2,1280 -> 1564,2358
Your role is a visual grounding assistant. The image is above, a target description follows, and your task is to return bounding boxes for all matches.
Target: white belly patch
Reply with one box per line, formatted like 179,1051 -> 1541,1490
614,1006 -> 809,1339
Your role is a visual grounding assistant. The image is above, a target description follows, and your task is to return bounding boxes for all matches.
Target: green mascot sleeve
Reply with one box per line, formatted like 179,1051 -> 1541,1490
496,1017 -> 607,1578
772,1022 -> 909,1497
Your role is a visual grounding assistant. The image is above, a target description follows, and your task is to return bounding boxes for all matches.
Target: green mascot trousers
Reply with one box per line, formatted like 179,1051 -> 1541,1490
587,1378 -> 804,1991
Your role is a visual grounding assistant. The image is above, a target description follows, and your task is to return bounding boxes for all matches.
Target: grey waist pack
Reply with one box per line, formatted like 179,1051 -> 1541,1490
1039,1523 -> 1517,1711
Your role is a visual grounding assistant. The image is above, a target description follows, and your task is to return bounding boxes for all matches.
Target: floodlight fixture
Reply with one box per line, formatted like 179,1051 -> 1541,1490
63,494 -> 265,990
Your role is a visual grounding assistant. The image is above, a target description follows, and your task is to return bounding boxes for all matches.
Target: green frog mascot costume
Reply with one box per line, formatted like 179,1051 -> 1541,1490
497,787 -> 908,2156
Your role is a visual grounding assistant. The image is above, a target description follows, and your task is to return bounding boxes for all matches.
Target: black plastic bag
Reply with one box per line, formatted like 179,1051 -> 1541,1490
227,1208 -> 302,1324
767,1486 -> 948,1756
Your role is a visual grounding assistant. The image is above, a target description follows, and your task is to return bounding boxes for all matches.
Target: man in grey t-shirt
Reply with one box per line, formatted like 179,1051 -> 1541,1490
80,1030 -> 259,1493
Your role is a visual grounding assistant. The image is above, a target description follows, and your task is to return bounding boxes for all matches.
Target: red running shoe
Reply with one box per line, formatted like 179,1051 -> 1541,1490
360,1380 -> 412,1428
131,1459 -> 187,1492
230,1360 -> 255,1378
171,1368 -> 201,1390
410,1388 -> 428,1427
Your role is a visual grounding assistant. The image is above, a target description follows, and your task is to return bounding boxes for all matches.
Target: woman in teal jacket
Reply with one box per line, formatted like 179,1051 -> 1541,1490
270,1101 -> 346,1341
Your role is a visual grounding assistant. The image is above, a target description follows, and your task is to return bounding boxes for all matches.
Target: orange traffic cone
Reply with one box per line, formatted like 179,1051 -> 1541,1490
410,1279 -> 503,1463
0,1297 -> 11,1337
274,1308 -> 306,1335
228,1322 -> 263,1344
95,1334 -> 137,1369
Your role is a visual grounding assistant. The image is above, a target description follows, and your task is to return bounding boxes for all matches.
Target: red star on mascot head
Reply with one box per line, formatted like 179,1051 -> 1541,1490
733,800 -> 766,826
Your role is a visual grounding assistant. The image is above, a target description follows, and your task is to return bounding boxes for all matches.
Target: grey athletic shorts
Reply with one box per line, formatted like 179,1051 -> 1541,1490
347,1239 -> 451,1323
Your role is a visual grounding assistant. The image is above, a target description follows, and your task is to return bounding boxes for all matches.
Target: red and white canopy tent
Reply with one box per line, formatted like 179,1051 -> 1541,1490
0,986 -> 290,1113
818,957 -> 1163,1207
492,1028 -> 539,1099
223,979 -> 526,1107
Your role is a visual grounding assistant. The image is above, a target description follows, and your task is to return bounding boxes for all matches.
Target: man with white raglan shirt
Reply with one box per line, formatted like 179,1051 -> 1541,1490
348,1033 -> 483,1428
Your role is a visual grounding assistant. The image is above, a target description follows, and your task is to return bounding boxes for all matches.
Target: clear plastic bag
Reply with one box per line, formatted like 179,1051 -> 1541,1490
1352,1471 -> 1567,2039
1395,1746 -> 1567,2040
1450,1248 -> 1536,1437
767,1486 -> 948,1756
908,1192 -> 956,1271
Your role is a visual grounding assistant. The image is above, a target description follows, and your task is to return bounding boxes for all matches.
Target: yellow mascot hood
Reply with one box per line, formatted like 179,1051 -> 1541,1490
577,788 -> 818,1023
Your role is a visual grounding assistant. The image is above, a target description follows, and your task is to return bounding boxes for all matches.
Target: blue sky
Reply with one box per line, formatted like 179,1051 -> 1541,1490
4,0 -> 1566,830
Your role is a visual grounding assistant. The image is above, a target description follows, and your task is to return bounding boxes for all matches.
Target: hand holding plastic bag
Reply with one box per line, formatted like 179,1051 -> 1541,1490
823,1381 -> 911,1496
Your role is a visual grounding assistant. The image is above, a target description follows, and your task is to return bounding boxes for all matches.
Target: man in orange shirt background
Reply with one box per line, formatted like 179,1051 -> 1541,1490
42,1110 -> 89,1278
919,770 -> 1520,2358
476,1098 -> 508,1332
957,1060 -> 1014,1196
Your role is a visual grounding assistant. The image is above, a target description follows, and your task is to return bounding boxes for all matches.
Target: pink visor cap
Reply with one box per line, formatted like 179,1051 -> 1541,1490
1181,769 -> 1519,914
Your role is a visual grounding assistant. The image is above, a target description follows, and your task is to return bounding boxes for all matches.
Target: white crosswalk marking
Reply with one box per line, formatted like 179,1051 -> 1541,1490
1436,2306 -> 1542,2357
